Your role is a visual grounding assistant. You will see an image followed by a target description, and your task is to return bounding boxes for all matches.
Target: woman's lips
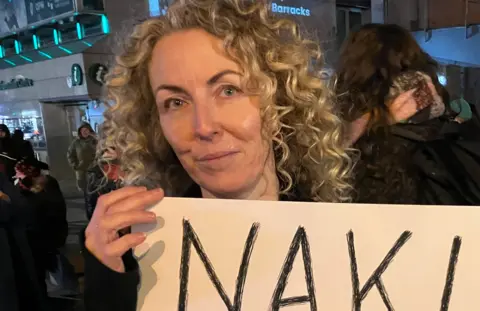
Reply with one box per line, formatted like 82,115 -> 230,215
197,151 -> 239,162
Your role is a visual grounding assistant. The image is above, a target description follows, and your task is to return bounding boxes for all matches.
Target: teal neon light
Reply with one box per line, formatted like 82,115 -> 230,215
0,46 -> 4,58
33,35 -> 39,49
4,59 -> 16,66
58,46 -> 73,54
101,15 -> 110,34
53,29 -> 60,44
38,51 -> 53,59
82,41 -> 92,47
19,55 -> 33,62
76,22 -> 84,39
14,40 -> 21,54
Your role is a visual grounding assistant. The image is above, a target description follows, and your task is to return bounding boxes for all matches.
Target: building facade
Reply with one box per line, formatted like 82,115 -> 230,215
0,0 -> 148,197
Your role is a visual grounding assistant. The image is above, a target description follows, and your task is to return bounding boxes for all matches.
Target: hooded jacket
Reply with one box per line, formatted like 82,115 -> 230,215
67,124 -> 97,173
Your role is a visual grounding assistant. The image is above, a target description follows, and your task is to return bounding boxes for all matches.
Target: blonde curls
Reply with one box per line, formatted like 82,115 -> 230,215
100,0 -> 353,201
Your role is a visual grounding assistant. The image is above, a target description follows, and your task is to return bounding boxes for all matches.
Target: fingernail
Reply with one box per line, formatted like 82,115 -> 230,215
147,212 -> 157,219
134,232 -> 147,240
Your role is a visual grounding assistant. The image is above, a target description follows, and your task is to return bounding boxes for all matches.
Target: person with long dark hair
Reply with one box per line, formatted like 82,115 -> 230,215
336,23 -> 480,205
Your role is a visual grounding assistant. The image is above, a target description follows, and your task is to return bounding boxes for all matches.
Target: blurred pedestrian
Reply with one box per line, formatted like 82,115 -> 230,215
67,123 -> 97,211
0,124 -> 18,180
14,158 -> 69,298
85,148 -> 122,220
12,130 -> 35,160
0,171 -> 49,311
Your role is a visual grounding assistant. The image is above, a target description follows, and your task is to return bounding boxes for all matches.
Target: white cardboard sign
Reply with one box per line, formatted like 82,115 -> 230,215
133,198 -> 480,311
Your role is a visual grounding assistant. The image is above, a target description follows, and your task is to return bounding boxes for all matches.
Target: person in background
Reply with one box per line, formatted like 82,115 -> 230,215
14,157 -> 68,300
12,129 -> 35,160
85,148 -> 122,220
67,123 -> 97,196
0,170 -> 49,311
335,23 -> 480,205
0,124 -> 18,180
82,0 -> 353,309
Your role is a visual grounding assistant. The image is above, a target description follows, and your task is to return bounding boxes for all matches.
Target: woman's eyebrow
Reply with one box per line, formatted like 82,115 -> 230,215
154,69 -> 241,96
206,69 -> 242,85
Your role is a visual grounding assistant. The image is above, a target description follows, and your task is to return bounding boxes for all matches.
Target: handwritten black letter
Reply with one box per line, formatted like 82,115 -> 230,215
347,230 -> 412,311
270,227 -> 317,311
440,236 -> 462,311
178,219 -> 260,311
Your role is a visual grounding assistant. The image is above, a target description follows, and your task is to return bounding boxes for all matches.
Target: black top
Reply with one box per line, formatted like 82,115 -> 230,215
83,184 -> 307,311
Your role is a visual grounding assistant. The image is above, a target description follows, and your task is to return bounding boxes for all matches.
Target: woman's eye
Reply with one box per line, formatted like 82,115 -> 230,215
165,98 -> 186,110
221,86 -> 240,97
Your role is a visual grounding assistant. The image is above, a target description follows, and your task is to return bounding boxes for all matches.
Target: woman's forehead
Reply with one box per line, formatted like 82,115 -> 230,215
149,29 -> 242,86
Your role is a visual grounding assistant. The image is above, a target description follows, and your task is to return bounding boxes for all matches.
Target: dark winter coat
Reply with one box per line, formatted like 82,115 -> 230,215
0,173 -> 49,311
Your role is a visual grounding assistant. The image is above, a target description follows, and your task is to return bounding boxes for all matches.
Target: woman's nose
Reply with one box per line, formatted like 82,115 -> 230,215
193,103 -> 221,141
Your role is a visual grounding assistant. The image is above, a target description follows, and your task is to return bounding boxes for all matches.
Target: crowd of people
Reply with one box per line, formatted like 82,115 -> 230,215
0,126 -> 68,310
2,0 -> 480,310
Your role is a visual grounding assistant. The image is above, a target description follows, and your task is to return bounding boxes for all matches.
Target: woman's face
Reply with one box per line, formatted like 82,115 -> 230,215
149,29 -> 272,198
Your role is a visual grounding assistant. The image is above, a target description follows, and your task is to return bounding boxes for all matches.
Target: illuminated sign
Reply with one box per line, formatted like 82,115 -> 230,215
271,2 -> 311,16
0,76 -> 34,91
88,63 -> 108,86
71,64 -> 83,87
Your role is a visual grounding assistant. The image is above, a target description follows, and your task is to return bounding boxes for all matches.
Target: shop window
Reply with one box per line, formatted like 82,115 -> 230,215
0,102 -> 47,150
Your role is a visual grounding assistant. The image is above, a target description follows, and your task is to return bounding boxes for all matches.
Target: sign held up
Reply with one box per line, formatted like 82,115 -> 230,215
133,198 -> 480,311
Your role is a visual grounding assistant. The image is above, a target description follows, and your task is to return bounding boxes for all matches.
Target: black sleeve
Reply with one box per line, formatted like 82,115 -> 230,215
83,233 -> 140,311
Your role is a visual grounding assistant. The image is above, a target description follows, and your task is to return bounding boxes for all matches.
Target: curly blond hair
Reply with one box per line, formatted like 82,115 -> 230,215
100,0 -> 352,202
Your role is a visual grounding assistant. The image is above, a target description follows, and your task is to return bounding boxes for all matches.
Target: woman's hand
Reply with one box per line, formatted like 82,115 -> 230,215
85,187 -> 164,273
389,79 -> 438,123
388,89 -> 419,123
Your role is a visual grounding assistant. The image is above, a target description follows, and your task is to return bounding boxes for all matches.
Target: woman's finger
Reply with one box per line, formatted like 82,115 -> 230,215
394,98 -> 418,122
105,188 -> 164,215
390,89 -> 417,122
104,232 -> 147,258
100,210 -> 157,232
96,186 -> 148,214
